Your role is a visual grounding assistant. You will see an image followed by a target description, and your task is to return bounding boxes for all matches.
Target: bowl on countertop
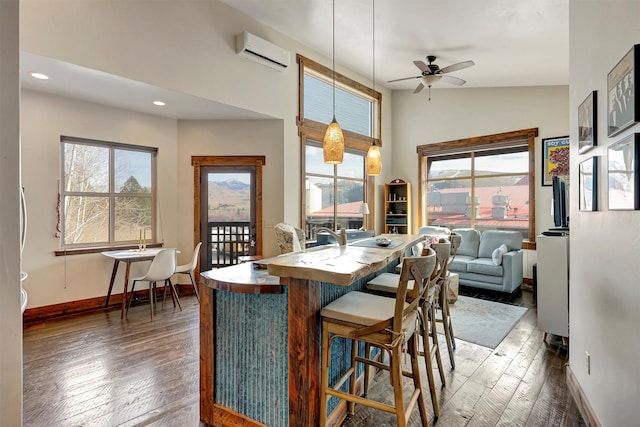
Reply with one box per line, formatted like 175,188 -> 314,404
375,237 -> 392,247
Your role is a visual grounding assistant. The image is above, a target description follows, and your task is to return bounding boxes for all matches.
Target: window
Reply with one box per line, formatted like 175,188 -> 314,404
61,136 -> 157,247
417,128 -> 538,246
297,55 -> 381,239
304,142 -> 366,236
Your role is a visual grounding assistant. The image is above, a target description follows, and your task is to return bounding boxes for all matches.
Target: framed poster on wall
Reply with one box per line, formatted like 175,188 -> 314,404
607,44 -> 639,137
578,91 -> 597,153
578,156 -> 598,211
542,136 -> 570,186
607,133 -> 640,210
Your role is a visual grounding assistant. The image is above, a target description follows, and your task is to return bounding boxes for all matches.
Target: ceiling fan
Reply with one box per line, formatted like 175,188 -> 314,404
388,55 -> 475,99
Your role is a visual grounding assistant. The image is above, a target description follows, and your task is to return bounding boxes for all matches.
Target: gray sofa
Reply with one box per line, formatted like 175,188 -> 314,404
448,229 -> 523,294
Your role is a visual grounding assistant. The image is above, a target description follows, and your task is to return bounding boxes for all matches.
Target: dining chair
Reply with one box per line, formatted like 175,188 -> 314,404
172,242 -> 202,302
320,249 -> 437,427
273,223 -> 306,253
126,248 -> 180,320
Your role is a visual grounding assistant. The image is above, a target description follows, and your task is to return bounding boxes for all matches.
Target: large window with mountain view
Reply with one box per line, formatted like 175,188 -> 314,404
297,55 -> 381,239
418,128 -> 537,245
60,136 -> 156,248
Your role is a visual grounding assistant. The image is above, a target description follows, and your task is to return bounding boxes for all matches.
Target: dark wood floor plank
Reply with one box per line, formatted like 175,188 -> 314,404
24,290 -> 584,427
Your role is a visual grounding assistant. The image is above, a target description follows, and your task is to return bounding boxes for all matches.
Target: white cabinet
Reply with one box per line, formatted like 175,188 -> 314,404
536,234 -> 569,338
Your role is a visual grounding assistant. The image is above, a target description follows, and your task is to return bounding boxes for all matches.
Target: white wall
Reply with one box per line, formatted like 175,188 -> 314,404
391,85 -> 569,276
20,90 -> 178,308
177,119 -> 285,258
20,0 -> 394,230
0,0 -> 22,424
18,0 -> 395,307
569,1 -> 640,425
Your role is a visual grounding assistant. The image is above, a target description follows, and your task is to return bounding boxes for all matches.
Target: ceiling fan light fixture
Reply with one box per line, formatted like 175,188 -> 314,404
421,75 -> 441,87
323,117 -> 345,164
366,140 -> 381,176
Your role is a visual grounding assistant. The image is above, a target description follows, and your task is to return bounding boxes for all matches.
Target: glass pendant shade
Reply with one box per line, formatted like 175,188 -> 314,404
421,75 -> 441,87
366,142 -> 381,175
323,117 -> 345,164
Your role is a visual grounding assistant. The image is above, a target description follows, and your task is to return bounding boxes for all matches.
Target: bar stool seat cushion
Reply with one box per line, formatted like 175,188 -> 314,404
366,273 -> 414,294
321,291 -> 408,327
366,273 -> 438,301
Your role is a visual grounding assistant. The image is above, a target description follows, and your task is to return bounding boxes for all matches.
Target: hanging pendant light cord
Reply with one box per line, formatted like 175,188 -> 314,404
332,0 -> 336,118
372,0 -> 375,94
372,0 -> 376,145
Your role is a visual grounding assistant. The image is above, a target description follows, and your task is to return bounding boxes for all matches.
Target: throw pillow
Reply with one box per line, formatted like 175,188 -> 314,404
492,244 -> 509,266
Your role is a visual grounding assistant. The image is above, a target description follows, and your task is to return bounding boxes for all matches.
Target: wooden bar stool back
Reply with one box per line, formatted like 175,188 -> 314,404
320,249 -> 437,427
433,235 -> 460,369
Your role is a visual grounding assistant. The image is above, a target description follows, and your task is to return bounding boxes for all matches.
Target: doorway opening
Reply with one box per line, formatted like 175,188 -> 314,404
192,156 -> 265,270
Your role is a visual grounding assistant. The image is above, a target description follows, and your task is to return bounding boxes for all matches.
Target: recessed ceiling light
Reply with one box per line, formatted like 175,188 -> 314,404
30,72 -> 49,80
153,101 -> 166,106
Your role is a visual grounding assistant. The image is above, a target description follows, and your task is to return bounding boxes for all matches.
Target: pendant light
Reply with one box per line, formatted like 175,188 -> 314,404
323,0 -> 345,164
366,0 -> 382,176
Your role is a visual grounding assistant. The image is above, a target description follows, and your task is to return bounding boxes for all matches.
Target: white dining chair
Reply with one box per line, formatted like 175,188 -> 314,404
173,242 -> 202,302
126,248 -> 180,320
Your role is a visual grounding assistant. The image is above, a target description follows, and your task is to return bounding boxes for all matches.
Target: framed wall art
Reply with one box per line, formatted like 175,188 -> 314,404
607,133 -> 640,210
542,136 -> 570,186
578,91 -> 597,153
578,156 -> 598,211
607,44 -> 639,137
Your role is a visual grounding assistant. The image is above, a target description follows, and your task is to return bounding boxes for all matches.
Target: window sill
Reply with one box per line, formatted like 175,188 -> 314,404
522,240 -> 536,251
54,242 -> 163,257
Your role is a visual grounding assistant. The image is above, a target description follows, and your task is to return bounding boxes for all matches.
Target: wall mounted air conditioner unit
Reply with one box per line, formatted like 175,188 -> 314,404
236,31 -> 290,71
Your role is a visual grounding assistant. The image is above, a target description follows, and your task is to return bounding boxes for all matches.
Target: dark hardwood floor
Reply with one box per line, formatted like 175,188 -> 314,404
23,289 -> 584,426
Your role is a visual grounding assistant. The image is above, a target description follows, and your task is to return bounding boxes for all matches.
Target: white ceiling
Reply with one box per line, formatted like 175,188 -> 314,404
219,0 -> 569,89
20,52 -> 271,120
20,0 -> 569,120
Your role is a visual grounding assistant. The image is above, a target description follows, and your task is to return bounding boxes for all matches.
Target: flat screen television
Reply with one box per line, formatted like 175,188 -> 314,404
552,175 -> 569,229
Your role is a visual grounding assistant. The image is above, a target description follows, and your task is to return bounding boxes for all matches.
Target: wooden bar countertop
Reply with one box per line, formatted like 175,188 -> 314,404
266,233 -> 425,286
199,233 -> 426,293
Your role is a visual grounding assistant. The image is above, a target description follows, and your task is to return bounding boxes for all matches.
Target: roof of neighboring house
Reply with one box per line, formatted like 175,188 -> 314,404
310,201 -> 364,217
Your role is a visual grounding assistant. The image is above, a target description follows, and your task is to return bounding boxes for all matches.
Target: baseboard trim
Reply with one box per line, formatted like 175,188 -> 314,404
23,284 -> 197,326
566,365 -> 601,427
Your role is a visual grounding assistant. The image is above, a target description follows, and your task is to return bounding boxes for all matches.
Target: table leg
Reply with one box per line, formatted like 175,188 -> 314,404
105,260 -> 120,307
121,261 -> 132,319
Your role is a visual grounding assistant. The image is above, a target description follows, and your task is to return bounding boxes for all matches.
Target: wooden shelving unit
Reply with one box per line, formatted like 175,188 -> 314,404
384,181 -> 411,234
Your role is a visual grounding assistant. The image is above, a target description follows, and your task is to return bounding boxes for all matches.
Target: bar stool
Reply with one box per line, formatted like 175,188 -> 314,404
431,241 -> 456,369
433,232 -> 461,369
366,244 -> 450,419
320,250 -> 437,427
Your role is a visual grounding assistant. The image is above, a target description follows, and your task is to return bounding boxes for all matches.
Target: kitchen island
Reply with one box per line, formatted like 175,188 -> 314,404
199,234 -> 425,427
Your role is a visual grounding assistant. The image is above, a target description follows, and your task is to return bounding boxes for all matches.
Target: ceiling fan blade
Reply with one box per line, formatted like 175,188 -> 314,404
438,60 -> 475,74
413,82 -> 425,94
387,75 -> 421,83
440,75 -> 466,86
413,60 -> 430,73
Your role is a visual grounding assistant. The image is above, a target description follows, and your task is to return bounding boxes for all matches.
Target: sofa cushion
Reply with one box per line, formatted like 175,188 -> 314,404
454,228 -> 481,258
478,230 -> 523,258
492,244 -> 508,265
467,258 -> 504,277
449,255 -> 475,273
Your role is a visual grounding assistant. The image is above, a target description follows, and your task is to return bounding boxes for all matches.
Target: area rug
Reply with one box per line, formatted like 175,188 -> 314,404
443,295 -> 528,349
